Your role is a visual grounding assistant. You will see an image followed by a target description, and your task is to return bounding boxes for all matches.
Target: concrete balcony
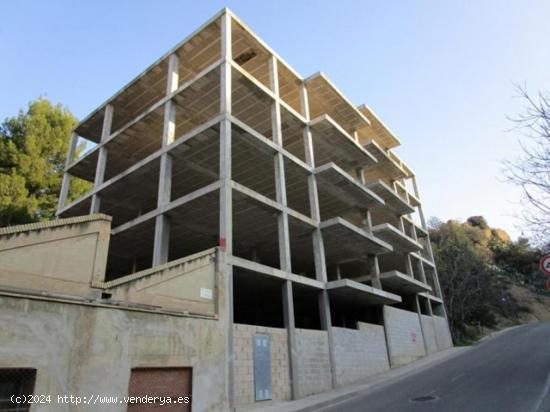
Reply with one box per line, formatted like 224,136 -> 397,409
362,139 -> 408,181
402,215 -> 429,238
366,179 -> 415,216
326,278 -> 401,305
310,114 -> 377,171
411,252 -> 436,268
314,163 -> 384,219
356,103 -> 400,150
395,181 -> 421,207
372,223 -> 422,253
379,270 -> 431,294
320,217 -> 393,262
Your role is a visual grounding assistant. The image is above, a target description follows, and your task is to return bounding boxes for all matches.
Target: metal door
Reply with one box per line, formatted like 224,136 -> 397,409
253,334 -> 272,401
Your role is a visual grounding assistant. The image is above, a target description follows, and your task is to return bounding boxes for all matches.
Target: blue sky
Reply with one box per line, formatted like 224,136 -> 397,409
2,0 -> 550,238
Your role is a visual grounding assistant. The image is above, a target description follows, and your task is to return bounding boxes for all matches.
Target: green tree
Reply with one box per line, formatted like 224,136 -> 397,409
430,218 -> 519,343
0,98 -> 90,226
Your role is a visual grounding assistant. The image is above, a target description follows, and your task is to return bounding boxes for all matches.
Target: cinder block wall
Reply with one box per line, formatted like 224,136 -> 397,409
420,315 -> 438,354
383,306 -> 426,367
433,316 -> 453,350
295,329 -> 332,398
232,324 -> 291,406
332,323 -> 390,386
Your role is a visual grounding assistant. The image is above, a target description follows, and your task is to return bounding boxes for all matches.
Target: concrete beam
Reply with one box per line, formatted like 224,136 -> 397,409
90,104 -> 113,213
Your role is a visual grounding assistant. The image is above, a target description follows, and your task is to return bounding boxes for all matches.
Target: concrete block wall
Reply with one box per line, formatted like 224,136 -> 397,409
383,306 -> 426,367
233,324 -> 291,406
420,315 -> 438,354
295,329 -> 332,398
434,316 -> 453,350
356,322 -> 391,374
332,323 -> 390,386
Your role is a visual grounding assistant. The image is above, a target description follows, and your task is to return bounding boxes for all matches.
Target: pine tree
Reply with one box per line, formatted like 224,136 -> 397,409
0,98 -> 90,226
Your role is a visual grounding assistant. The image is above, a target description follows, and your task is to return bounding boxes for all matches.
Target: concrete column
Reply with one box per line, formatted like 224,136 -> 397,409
301,82 -> 337,390
166,52 -> 179,95
335,264 -> 341,280
220,11 -> 235,410
58,132 -> 79,213
152,214 -> 170,266
90,104 -> 113,213
415,294 -> 429,355
362,209 -> 373,232
282,280 -> 298,398
410,177 -> 451,335
369,254 -> 382,289
405,254 -> 415,279
417,257 -> 427,284
399,216 -> 406,233
57,172 -> 72,213
270,56 -> 292,272
269,54 -> 299,399
425,297 -> 434,316
355,166 -> 365,184
157,154 -> 172,206
153,53 -> 179,267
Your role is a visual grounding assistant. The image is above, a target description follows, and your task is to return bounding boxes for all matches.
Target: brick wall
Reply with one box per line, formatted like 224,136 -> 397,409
420,315 -> 438,354
433,316 -> 453,350
383,306 -> 426,367
233,324 -> 291,406
295,329 -> 332,398
332,323 -> 389,386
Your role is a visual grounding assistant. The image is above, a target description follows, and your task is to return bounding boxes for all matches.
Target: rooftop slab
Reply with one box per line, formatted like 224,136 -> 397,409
357,103 -> 401,150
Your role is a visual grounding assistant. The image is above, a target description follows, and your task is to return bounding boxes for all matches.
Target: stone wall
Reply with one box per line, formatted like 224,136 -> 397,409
295,329 -> 332,398
383,306 -> 426,367
0,295 -> 228,412
332,323 -> 389,386
420,314 -> 438,354
434,315 -> 453,350
233,324 -> 291,406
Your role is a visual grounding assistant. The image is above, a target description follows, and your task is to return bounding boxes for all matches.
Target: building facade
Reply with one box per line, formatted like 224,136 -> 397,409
0,8 -> 452,411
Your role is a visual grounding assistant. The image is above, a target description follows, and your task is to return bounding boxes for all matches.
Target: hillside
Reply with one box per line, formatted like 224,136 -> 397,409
429,216 -> 549,343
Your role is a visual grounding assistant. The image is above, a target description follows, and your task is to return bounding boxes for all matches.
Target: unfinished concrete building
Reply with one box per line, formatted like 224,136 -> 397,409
0,8 -> 452,410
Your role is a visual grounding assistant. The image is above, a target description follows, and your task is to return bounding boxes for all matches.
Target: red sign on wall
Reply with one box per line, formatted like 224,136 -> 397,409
541,254 -> 550,276
541,255 -> 550,291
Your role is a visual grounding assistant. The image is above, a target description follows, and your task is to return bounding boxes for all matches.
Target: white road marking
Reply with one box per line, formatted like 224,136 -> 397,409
533,372 -> 550,412
451,373 -> 465,382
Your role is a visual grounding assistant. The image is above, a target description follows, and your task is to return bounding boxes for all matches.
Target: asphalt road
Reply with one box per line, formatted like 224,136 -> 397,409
321,322 -> 550,412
